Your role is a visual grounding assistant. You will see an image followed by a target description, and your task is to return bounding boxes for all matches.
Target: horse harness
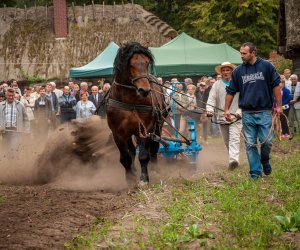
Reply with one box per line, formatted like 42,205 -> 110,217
106,75 -> 167,138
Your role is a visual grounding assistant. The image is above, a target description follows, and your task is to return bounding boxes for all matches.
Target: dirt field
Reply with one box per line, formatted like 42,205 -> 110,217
0,118 -> 234,250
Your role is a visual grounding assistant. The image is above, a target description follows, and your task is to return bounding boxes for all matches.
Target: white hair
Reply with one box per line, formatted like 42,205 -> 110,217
103,83 -> 111,89
291,74 -> 298,80
80,82 -> 88,87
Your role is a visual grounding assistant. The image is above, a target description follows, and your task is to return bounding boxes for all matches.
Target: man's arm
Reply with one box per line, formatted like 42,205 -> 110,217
224,94 -> 234,121
273,85 -> 283,115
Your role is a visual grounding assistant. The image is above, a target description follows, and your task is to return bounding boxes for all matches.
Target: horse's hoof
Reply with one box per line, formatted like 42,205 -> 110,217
138,180 -> 149,188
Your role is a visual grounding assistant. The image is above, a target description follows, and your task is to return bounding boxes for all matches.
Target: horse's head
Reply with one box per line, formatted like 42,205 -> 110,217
114,42 -> 154,97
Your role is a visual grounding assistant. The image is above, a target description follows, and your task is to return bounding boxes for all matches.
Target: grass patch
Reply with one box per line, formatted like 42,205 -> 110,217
0,196 -> 5,204
67,135 -> 300,249
64,217 -> 111,250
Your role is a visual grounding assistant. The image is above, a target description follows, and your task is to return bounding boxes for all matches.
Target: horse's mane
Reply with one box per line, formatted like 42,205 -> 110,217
113,42 -> 155,78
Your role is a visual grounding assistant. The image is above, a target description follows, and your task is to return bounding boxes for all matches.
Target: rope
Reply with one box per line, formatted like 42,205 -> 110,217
150,80 -> 238,117
241,112 -> 281,147
151,86 -> 288,147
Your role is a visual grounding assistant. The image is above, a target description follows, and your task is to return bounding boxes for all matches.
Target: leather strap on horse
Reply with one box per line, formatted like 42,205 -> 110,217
94,90 -> 110,115
113,81 -> 137,90
107,98 -> 153,113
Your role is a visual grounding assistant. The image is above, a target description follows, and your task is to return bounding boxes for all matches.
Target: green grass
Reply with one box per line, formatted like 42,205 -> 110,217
0,196 -> 5,204
65,135 -> 300,249
64,217 -> 111,250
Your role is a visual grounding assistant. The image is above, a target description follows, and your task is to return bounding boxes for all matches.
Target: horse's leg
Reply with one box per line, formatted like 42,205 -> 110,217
149,140 -> 159,164
113,134 -> 136,185
137,137 -> 151,184
127,137 -> 136,172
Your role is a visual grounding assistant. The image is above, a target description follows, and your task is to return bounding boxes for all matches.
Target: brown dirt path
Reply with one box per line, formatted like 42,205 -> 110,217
0,117 -> 233,250
0,184 -> 132,250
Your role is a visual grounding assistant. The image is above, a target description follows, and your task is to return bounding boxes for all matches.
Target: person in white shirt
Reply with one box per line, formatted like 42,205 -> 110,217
207,62 -> 242,170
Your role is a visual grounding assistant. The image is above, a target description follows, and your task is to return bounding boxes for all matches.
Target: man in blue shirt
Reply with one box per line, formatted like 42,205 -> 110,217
224,42 -> 282,180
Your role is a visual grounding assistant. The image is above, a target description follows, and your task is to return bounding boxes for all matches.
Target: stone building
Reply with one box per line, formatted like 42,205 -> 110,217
0,1 -> 176,80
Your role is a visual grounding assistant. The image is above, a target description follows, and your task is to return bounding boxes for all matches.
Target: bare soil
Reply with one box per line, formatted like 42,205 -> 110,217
0,185 -> 133,250
0,118 -> 233,250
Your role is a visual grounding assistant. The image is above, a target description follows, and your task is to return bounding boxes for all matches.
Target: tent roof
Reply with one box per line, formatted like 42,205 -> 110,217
150,32 -> 242,76
69,41 -> 119,78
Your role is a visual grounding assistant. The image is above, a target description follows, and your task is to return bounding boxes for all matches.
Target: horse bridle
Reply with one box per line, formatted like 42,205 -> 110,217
131,75 -> 150,85
114,74 -> 152,90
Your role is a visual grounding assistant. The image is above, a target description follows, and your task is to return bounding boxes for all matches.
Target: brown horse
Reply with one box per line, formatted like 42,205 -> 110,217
106,42 -> 167,186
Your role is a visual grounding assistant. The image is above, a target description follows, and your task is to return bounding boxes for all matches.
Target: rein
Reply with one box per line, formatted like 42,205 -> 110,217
241,112 -> 280,147
151,85 -> 285,146
151,80 -> 239,118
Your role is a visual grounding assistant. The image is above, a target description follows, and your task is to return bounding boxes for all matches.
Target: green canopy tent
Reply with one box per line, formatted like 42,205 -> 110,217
69,41 -> 119,78
150,32 -> 242,77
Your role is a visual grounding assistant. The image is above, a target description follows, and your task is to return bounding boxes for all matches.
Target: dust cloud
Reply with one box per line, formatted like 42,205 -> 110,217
0,116 -> 127,192
0,116 -> 230,191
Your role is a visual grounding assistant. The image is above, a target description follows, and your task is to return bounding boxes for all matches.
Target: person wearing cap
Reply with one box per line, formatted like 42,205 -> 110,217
224,42 -> 282,180
206,62 -> 242,170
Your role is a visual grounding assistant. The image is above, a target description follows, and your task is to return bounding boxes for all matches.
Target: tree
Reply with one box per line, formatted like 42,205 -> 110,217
180,0 -> 279,58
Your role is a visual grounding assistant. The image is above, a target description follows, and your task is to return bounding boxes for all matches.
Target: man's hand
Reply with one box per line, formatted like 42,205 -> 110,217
206,111 -> 213,117
0,127 -> 4,133
224,110 -> 232,122
235,113 -> 241,120
274,105 -> 283,116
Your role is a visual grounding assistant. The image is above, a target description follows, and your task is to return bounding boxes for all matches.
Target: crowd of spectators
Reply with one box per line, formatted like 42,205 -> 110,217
280,69 -> 300,139
0,66 -> 299,160
0,80 -> 110,158
159,76 -> 221,144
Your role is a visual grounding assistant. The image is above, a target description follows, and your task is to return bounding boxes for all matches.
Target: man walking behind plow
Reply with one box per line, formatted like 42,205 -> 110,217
224,42 -> 282,180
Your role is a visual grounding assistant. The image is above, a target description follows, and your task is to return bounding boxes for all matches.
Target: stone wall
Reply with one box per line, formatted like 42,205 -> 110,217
0,3 -> 177,80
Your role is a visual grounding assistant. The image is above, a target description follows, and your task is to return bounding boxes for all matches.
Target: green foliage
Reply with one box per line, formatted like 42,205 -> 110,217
272,55 -> 293,75
64,217 -> 111,250
276,210 -> 300,232
0,196 -> 5,204
182,224 -> 214,242
179,0 -> 280,58
20,69 -> 44,85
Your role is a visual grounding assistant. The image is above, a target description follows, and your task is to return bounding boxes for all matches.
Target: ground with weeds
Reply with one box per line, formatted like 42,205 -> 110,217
0,135 -> 299,249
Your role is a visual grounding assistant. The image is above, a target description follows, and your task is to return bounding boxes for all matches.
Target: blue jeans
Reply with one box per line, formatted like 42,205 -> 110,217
242,111 -> 273,178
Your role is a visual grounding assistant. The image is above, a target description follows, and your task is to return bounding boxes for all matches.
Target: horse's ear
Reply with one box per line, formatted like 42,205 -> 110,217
120,41 -> 128,48
143,41 -> 150,49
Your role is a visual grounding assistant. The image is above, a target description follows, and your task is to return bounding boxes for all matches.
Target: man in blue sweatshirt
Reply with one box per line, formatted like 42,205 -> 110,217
224,42 -> 282,180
